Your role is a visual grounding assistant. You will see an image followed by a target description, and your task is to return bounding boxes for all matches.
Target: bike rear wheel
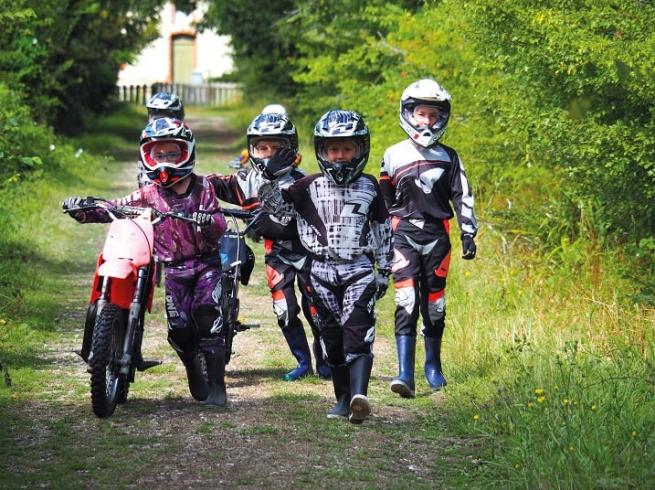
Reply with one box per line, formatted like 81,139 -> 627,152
90,304 -> 128,418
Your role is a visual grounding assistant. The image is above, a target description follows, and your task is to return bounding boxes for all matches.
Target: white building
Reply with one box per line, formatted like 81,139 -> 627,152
117,2 -> 233,86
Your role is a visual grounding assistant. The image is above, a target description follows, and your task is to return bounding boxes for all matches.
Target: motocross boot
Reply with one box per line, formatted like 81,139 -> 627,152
390,335 -> 416,398
326,365 -> 350,419
133,325 -> 161,372
176,351 -> 209,401
281,321 -> 313,381
204,353 -> 227,407
424,335 -> 447,390
349,354 -> 373,424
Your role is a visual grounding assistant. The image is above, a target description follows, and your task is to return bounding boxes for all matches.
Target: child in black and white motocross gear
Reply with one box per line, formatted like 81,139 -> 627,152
380,78 -> 478,398
259,110 -> 391,424
207,110 -> 331,381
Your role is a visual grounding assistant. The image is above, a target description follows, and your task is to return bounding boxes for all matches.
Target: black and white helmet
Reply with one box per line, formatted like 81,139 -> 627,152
399,79 -> 451,147
246,112 -> 298,176
314,110 -> 370,186
146,92 -> 185,121
261,103 -> 287,115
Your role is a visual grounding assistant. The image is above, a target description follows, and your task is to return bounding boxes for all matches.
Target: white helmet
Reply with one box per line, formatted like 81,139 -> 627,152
261,104 -> 287,115
399,79 -> 451,147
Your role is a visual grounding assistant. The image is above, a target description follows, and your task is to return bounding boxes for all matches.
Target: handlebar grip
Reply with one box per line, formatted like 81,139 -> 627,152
221,208 -> 253,220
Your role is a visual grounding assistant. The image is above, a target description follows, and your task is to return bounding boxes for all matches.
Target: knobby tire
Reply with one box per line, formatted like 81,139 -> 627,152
90,304 -> 127,418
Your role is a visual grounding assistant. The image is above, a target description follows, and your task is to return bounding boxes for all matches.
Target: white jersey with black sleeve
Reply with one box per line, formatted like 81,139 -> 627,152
261,173 -> 391,268
380,139 -> 477,237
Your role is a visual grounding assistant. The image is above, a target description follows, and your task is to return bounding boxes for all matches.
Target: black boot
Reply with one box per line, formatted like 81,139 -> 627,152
177,351 -> 209,401
313,338 -> 332,380
326,365 -> 350,419
349,354 -> 373,424
133,326 -> 161,372
390,335 -> 415,398
281,322 -> 313,381
204,354 -> 227,407
425,336 -> 447,390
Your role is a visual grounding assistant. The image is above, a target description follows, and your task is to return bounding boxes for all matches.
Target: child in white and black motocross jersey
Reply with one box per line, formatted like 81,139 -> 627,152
259,110 -> 391,424
380,78 -> 478,399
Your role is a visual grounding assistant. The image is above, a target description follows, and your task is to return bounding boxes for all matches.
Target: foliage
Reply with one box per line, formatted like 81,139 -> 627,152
200,0 -> 299,100
0,0 -> 164,131
216,0 -> 655,294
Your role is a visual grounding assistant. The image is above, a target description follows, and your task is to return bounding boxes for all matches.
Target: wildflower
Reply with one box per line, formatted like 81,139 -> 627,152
527,402 -> 534,409
537,396 -> 545,404
591,404 -> 597,411
562,399 -> 569,406
75,148 -> 84,158
515,463 -> 521,469
534,388 -> 545,396
49,144 -> 56,151
473,414 -> 480,421
631,431 -> 637,438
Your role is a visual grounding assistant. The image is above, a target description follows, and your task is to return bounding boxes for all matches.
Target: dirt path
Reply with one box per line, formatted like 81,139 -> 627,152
3,113 -> 457,489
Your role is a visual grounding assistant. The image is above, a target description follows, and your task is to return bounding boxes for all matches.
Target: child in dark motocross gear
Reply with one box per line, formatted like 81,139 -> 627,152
208,110 -> 331,381
259,110 -> 391,424
380,78 -> 478,398
63,117 -> 230,406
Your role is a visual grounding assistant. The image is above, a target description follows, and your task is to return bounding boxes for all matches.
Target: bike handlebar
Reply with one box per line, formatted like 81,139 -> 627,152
221,208 -> 254,221
64,197 -> 256,227
64,197 -> 201,224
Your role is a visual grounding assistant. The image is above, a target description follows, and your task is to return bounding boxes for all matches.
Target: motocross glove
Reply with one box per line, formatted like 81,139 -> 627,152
62,196 -> 85,222
262,147 -> 296,181
375,269 -> 391,300
257,181 -> 288,215
461,234 -> 477,260
192,211 -> 213,228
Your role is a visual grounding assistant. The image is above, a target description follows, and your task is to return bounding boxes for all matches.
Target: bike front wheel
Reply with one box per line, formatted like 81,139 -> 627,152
89,304 -> 128,418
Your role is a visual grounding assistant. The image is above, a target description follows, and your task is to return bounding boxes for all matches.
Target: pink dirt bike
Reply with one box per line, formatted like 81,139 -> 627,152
65,197 -> 207,418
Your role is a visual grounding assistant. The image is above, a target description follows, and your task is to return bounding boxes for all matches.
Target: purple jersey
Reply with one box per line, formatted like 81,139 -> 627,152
84,174 -> 226,263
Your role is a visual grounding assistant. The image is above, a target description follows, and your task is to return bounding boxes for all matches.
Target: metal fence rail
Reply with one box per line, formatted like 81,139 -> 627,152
116,82 -> 242,107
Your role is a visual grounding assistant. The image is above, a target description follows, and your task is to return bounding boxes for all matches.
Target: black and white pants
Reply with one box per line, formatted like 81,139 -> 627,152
310,255 -> 377,366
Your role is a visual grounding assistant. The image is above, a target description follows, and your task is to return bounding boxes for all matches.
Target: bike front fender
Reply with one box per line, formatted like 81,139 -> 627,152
98,260 -> 135,279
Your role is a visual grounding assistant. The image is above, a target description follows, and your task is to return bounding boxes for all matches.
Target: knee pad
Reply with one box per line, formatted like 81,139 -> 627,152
426,292 -> 446,324
193,305 -> 223,338
395,284 -> 416,314
271,291 -> 290,328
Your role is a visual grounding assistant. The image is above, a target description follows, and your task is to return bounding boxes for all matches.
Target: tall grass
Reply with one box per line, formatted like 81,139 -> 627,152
428,226 -> 654,487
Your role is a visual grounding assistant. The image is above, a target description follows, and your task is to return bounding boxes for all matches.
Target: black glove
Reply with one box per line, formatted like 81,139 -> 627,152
262,147 -> 296,181
62,196 -> 85,222
192,211 -> 213,228
462,234 -> 477,260
375,269 -> 390,300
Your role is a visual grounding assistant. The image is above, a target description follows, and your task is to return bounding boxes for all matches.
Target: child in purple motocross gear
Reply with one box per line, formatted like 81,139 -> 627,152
63,117 -> 230,406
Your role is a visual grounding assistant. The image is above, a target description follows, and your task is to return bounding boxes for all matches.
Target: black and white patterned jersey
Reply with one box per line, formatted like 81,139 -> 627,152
208,167 -> 305,253
380,139 -> 477,237
272,173 -> 391,269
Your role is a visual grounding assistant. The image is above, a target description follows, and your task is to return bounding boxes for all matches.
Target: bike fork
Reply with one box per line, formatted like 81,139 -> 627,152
120,267 -> 148,375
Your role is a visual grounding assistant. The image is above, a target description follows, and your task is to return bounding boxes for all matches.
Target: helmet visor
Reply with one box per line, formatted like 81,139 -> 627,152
316,137 -> 362,163
141,139 -> 191,170
404,103 -> 448,131
249,137 -> 290,159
